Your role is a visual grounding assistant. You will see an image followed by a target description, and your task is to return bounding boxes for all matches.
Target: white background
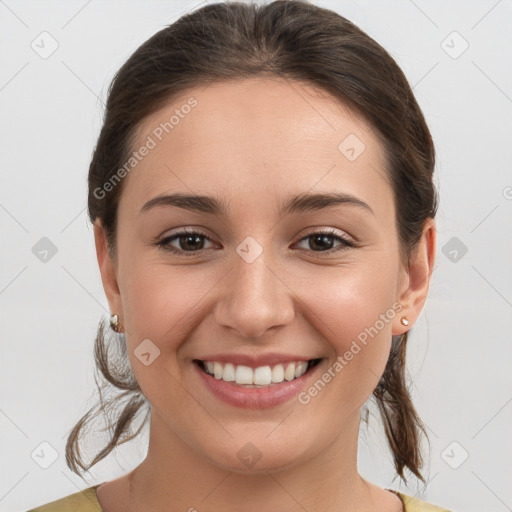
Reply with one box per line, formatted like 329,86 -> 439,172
1,1 -> 511,511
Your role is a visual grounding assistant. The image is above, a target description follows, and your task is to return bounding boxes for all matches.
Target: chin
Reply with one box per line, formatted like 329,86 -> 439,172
198,433 -> 315,475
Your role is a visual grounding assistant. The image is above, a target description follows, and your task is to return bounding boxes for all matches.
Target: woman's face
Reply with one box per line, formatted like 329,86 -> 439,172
95,77 -> 435,472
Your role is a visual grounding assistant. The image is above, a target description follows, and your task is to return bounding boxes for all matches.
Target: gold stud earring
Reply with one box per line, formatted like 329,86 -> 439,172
110,313 -> 121,332
400,317 -> 409,326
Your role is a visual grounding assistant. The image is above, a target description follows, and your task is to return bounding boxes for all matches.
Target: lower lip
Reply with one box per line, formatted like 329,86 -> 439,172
194,361 -> 322,409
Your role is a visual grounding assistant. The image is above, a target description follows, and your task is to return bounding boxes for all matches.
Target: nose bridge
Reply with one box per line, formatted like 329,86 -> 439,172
214,235 -> 294,339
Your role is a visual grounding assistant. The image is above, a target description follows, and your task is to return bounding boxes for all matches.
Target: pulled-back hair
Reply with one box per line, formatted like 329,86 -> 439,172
67,0 -> 438,485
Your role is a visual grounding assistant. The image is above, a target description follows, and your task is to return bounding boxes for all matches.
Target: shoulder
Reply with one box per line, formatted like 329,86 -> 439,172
392,490 -> 453,512
25,485 -> 103,512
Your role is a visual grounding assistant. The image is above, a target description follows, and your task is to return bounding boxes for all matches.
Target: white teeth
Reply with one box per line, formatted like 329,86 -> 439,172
202,360 -> 314,386
271,364 -> 284,382
295,361 -> 308,378
284,362 -> 296,381
235,365 -> 253,385
213,362 -> 223,379
254,366 -> 272,386
223,363 -> 235,382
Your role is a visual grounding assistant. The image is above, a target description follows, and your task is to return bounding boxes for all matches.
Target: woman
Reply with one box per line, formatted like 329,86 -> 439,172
27,1 -> 451,511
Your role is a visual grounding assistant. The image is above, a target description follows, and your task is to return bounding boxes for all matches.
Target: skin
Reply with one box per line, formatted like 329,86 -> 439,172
94,77 -> 436,512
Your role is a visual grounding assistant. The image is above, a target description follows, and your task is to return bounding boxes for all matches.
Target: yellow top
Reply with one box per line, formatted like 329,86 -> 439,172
26,485 -> 452,511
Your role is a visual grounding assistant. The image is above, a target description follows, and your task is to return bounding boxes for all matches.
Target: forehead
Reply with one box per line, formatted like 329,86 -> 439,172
119,77 -> 392,219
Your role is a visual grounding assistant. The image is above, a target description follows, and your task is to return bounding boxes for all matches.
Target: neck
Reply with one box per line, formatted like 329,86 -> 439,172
126,409 -> 382,512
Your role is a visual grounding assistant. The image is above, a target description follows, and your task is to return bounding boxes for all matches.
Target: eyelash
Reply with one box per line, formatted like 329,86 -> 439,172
154,228 -> 356,257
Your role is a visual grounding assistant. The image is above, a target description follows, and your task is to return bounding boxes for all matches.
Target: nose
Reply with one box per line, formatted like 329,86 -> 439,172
214,249 -> 295,339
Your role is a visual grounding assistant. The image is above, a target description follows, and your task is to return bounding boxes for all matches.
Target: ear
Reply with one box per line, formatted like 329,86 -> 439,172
392,218 -> 437,335
94,219 -> 124,326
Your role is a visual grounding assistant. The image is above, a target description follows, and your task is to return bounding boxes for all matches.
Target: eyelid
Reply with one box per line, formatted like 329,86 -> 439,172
298,226 -> 354,243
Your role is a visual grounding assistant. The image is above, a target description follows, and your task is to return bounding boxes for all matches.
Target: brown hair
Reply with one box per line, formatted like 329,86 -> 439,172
67,0 -> 438,485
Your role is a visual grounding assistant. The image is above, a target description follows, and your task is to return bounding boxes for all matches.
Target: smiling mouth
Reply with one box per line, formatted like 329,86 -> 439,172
193,358 -> 323,387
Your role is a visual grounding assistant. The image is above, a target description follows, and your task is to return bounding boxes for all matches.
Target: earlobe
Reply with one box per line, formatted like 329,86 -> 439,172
93,219 -> 122,317
393,218 -> 437,335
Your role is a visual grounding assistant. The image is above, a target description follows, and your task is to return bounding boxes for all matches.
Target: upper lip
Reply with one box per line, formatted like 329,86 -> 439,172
194,352 -> 322,368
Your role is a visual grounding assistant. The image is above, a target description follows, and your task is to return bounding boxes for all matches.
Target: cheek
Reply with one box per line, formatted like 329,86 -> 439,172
297,263 -> 398,408
303,258 -> 398,340
121,263 -> 207,348
118,276 -> 195,420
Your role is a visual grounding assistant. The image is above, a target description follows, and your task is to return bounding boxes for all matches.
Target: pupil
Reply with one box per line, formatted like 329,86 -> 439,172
182,234 -> 203,250
311,234 -> 333,251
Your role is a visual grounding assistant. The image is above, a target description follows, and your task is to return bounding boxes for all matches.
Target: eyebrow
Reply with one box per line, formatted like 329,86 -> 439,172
139,191 -> 374,217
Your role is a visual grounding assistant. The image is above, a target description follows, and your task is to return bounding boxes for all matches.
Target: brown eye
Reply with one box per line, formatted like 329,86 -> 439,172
156,229 -> 215,256
154,228 -> 355,257
295,229 -> 354,254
